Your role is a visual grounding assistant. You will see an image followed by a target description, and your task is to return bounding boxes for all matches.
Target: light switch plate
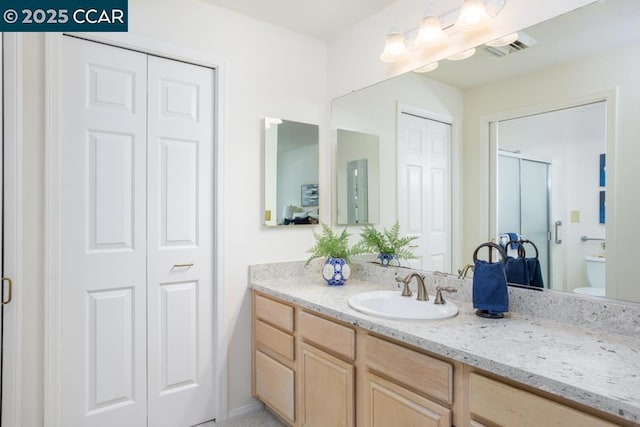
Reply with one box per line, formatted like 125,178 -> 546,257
570,210 -> 580,223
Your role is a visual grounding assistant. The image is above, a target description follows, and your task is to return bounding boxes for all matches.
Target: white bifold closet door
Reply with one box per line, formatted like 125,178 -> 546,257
61,36 -> 214,427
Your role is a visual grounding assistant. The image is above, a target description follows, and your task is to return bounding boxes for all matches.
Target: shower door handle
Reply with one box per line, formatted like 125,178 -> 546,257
554,220 -> 562,244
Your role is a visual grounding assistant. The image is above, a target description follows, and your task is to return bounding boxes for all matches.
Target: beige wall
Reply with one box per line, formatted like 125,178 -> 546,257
463,41 -> 640,303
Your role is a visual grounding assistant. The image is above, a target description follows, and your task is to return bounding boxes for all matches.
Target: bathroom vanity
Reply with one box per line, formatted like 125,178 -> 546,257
250,261 -> 640,427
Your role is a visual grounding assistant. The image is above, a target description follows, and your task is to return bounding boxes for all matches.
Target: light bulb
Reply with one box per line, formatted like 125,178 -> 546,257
455,0 -> 490,32
415,16 -> 446,49
380,29 -> 408,62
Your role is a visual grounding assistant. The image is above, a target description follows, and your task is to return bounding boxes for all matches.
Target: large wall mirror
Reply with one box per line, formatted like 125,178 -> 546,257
264,118 -> 319,227
330,0 -> 640,304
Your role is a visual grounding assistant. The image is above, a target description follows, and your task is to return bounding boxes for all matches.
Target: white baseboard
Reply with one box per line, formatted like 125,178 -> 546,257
226,401 -> 264,420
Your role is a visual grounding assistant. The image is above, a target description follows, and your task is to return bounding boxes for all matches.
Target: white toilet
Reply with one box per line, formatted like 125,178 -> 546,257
573,256 -> 606,297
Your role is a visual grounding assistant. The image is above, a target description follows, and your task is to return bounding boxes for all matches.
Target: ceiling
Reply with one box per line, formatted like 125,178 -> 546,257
199,0 -> 398,41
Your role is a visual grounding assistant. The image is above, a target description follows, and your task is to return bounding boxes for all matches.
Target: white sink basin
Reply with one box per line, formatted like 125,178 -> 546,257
348,290 -> 458,320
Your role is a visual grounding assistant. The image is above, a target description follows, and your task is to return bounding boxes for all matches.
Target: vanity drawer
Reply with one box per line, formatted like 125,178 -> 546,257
299,310 -> 355,361
469,373 -> 618,426
255,350 -> 295,423
365,335 -> 453,405
255,319 -> 295,361
254,293 -> 294,333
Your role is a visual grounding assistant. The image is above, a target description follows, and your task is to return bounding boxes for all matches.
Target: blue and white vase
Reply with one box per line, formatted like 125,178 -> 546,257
322,257 -> 351,286
377,253 -> 400,267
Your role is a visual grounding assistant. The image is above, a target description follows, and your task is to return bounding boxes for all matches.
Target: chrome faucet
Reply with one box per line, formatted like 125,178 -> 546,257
457,263 -> 474,279
395,273 -> 429,301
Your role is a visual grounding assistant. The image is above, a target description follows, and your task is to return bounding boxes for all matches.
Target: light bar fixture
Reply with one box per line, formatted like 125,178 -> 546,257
380,0 -> 508,65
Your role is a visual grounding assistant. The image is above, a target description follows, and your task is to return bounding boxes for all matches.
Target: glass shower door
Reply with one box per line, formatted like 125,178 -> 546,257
520,160 -> 550,287
498,155 -> 550,287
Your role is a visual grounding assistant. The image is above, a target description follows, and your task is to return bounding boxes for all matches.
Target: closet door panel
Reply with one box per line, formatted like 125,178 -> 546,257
61,36 -> 148,427
147,55 -> 215,427
160,138 -> 198,246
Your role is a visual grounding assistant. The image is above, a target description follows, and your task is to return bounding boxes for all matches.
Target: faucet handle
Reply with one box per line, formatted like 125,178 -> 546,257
434,286 -> 458,305
395,274 -> 410,284
395,275 -> 413,297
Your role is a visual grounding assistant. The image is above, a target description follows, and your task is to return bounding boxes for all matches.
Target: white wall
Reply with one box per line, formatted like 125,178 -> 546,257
327,0 -> 596,99
18,0 -> 327,423
463,41 -> 640,303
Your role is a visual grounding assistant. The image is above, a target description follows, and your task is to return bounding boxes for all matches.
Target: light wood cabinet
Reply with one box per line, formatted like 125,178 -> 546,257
252,293 -> 296,424
467,372 -> 619,427
365,371 -> 451,427
298,310 -> 356,427
363,334 -> 454,426
255,350 -> 295,423
299,343 -> 355,427
252,291 -> 630,427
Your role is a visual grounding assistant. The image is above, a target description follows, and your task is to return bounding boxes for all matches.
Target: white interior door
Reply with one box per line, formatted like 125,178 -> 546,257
61,36 -> 216,427
61,37 -> 148,426
397,111 -> 452,272
146,56 -> 215,427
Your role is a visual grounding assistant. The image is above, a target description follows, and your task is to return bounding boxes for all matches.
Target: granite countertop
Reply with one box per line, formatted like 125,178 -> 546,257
251,274 -> 640,424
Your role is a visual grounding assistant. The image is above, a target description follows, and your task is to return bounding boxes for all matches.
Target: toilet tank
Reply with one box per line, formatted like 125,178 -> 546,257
585,256 -> 605,288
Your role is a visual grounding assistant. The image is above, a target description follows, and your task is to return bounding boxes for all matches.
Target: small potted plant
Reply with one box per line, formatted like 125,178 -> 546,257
357,222 -> 418,266
306,223 -> 362,286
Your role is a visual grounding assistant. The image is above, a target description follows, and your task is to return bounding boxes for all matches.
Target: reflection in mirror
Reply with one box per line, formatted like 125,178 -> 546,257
330,0 -> 640,303
336,129 -> 380,225
263,118 -> 319,227
332,69 -> 463,274
496,103 -> 606,295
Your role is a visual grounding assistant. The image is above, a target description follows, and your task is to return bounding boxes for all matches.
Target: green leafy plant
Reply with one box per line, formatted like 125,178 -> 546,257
306,223 -> 362,265
357,222 -> 418,260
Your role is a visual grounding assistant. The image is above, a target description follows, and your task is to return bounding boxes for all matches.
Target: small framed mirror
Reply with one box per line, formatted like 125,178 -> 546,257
263,117 -> 319,227
335,129 -> 380,225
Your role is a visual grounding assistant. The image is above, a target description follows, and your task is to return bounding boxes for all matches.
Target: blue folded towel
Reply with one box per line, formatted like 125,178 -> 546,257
507,232 -> 519,249
473,259 -> 509,313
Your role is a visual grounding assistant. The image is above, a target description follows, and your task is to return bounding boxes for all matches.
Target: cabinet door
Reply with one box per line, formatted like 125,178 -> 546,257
255,350 -> 295,424
300,343 -> 355,427
365,372 -> 451,427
